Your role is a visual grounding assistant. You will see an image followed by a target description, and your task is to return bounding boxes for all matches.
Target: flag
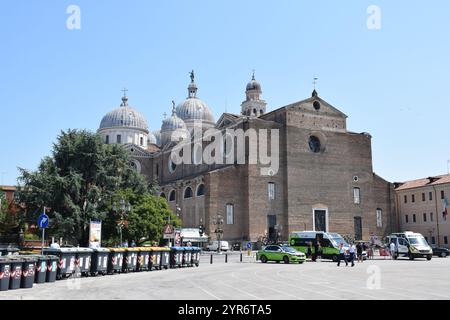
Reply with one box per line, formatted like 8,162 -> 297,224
443,198 -> 449,220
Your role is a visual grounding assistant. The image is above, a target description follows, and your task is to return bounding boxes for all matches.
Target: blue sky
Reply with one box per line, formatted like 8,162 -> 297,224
1,0 -> 449,185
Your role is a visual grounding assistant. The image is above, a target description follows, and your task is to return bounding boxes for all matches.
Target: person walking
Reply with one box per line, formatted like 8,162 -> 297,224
356,242 -> 363,263
349,243 -> 356,267
317,242 -> 322,261
337,243 -> 348,267
390,241 -> 397,260
307,242 -> 313,260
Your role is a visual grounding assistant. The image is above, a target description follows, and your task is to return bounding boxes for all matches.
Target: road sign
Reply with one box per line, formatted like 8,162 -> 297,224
246,241 -> 252,249
163,224 -> 174,239
38,213 -> 49,229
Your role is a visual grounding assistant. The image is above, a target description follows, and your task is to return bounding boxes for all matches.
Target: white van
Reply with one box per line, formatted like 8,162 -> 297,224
386,232 -> 432,261
205,241 -> 230,252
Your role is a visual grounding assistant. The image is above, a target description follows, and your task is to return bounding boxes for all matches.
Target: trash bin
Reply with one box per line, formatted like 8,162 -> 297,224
183,247 -> 193,267
46,256 -> 58,283
0,247 -> 19,257
43,248 -> 77,280
137,247 -> 151,272
8,257 -> 24,290
159,247 -> 171,270
21,256 -> 37,289
107,248 -> 125,274
90,248 -> 110,276
122,248 -> 139,273
75,248 -> 93,277
148,247 -> 162,271
170,247 -> 184,268
0,257 -> 11,291
191,247 -> 201,267
33,255 -> 49,284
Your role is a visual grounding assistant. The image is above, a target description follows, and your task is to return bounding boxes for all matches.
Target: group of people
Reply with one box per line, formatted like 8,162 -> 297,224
337,242 -> 369,267
306,241 -> 322,262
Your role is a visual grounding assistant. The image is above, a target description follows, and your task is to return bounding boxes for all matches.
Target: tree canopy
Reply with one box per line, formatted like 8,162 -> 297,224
17,129 -> 160,246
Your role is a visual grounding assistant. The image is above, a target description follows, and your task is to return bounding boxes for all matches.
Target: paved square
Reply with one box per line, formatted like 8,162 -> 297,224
1,254 -> 449,300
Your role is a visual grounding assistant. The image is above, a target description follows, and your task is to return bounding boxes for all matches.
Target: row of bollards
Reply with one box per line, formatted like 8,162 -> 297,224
209,253 -> 244,264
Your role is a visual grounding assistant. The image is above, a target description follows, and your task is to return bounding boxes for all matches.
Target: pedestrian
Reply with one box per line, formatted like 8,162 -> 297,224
349,243 -> 356,267
312,241 -> 318,262
337,243 -> 348,267
307,242 -> 312,260
390,241 -> 396,260
317,242 -> 322,261
356,242 -> 363,263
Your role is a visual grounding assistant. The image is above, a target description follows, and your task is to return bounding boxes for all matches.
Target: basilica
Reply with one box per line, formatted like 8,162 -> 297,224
97,71 -> 396,245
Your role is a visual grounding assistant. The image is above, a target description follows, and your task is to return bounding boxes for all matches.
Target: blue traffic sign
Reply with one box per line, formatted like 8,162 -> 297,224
246,241 -> 252,249
38,213 -> 49,229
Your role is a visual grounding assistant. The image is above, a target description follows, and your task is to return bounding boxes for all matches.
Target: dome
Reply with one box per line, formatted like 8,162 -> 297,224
246,72 -> 262,92
147,132 -> 157,145
176,98 -> 215,124
99,96 -> 148,132
162,111 -> 187,132
152,130 -> 161,146
176,70 -> 215,127
160,102 -> 190,146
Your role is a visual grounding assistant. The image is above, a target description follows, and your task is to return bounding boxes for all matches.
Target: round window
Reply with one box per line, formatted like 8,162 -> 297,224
308,136 -> 321,153
313,101 -> 321,110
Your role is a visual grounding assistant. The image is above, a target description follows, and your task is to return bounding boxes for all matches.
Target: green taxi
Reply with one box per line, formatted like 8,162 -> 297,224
256,245 -> 306,264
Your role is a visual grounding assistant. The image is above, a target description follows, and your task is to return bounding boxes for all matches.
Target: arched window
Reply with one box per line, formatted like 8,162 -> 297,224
105,135 -> 109,144
196,184 -> 205,197
169,190 -> 176,202
184,187 -> 193,199
160,192 -> 166,199
117,134 -> 122,144
140,137 -> 144,146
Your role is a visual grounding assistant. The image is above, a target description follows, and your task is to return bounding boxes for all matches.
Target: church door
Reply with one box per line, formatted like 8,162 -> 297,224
267,215 -> 277,243
314,210 -> 327,232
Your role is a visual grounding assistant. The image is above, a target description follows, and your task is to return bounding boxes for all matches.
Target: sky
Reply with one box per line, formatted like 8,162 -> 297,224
0,0 -> 449,186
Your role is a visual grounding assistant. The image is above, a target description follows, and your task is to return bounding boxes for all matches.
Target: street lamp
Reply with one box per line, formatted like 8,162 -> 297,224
213,214 -> 224,253
112,199 -> 131,247
167,205 -> 181,247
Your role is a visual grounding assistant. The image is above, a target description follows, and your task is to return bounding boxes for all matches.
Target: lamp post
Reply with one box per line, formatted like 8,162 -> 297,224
167,205 -> 181,247
213,214 -> 224,254
113,199 -> 131,247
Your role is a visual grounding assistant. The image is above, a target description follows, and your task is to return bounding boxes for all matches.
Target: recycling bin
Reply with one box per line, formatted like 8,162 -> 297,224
0,257 -> 11,291
8,257 -> 24,290
170,247 -> 184,268
33,255 -> 49,284
90,248 -> 110,276
21,256 -> 37,289
75,248 -> 93,276
0,247 -> 19,257
148,247 -> 162,271
191,247 -> 201,267
159,247 -> 171,270
122,248 -> 139,273
46,256 -> 59,282
44,248 -> 77,280
107,248 -> 125,274
137,247 -> 151,272
182,247 -> 193,267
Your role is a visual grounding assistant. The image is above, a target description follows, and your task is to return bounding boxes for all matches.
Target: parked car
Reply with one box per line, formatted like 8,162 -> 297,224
256,245 -> 306,264
432,246 -> 449,258
205,241 -> 230,252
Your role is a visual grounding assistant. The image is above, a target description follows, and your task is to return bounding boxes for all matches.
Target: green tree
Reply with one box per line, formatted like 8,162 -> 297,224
105,189 -> 181,246
17,129 -> 147,246
0,191 -> 19,235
